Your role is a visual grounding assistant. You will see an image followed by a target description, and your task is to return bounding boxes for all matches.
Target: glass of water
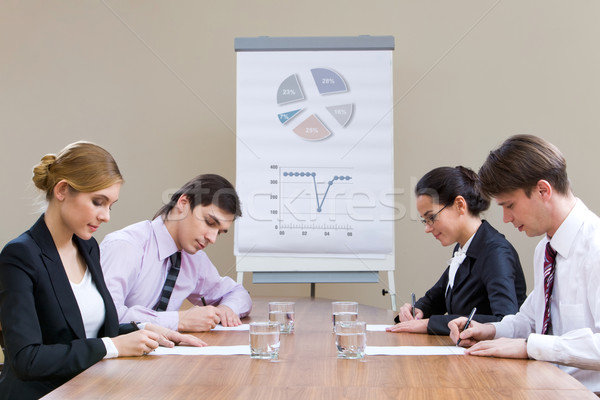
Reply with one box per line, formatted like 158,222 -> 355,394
332,301 -> 358,331
268,301 -> 295,334
249,321 -> 281,359
335,320 -> 367,359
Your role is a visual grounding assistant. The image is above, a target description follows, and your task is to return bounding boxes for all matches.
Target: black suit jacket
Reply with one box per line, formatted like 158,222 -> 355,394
395,220 -> 527,335
0,215 -> 132,400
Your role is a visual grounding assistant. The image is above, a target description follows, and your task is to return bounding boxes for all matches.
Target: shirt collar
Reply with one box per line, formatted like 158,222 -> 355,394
548,198 -> 585,258
457,230 -> 476,256
151,216 -> 180,261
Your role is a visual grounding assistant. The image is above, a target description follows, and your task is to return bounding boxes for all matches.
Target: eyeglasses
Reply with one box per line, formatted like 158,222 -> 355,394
420,203 -> 449,226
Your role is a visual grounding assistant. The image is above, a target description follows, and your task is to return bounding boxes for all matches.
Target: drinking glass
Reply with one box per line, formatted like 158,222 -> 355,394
331,301 -> 358,332
249,321 -> 280,359
335,320 -> 367,359
268,301 -> 295,334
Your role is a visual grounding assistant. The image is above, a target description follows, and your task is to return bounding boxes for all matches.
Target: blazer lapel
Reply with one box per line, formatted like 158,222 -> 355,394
29,216 -> 87,339
451,221 -> 488,294
451,256 -> 473,294
445,285 -> 453,314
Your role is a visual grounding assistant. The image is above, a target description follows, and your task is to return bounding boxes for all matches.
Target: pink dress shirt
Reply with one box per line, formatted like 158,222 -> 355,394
100,217 -> 252,330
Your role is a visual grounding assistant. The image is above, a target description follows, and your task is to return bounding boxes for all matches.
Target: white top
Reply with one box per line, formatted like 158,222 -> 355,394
446,232 -> 475,294
493,199 -> 600,392
70,267 -> 118,358
70,267 -> 106,338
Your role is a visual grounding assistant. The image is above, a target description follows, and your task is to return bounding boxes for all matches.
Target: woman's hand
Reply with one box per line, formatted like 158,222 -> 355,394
386,318 -> 429,333
144,323 -> 207,347
396,303 -> 424,322
112,330 -> 160,356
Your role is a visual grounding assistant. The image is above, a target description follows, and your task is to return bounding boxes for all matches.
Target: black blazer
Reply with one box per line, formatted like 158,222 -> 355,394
0,215 -> 133,400
395,220 -> 527,335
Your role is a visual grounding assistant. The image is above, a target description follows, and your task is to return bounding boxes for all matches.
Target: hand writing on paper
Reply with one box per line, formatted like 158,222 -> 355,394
448,317 -> 495,347
178,305 -> 221,331
112,330 -> 159,356
396,302 -> 424,322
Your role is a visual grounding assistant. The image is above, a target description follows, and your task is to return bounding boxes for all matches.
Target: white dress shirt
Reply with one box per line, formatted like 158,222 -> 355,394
493,199 -> 600,392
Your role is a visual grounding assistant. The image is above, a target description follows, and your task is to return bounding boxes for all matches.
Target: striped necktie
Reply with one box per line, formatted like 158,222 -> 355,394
154,251 -> 182,312
541,242 -> 557,335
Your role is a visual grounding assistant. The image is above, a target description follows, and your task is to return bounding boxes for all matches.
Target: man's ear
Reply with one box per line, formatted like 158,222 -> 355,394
176,194 -> 191,214
536,180 -> 553,200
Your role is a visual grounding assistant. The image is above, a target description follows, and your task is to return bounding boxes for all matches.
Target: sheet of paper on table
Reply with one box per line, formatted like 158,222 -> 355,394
212,324 -> 250,331
151,345 -> 250,356
366,346 -> 465,356
366,324 -> 392,331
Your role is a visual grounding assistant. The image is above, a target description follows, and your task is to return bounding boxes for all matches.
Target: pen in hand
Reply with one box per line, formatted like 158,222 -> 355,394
456,307 -> 476,346
411,292 -> 416,319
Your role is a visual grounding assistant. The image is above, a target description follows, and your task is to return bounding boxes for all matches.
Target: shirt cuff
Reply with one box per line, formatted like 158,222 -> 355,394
156,310 -> 180,331
102,337 -> 119,359
526,333 -> 558,361
492,322 -> 509,339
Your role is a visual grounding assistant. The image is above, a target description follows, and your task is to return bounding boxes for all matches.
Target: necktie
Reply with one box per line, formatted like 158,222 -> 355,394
541,242 -> 557,335
154,251 -> 182,312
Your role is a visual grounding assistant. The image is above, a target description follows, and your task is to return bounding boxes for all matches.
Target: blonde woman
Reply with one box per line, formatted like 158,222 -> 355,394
0,142 -> 203,400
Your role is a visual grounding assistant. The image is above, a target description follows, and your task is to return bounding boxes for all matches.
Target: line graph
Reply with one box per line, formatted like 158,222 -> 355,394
273,166 -> 354,229
282,171 -> 352,212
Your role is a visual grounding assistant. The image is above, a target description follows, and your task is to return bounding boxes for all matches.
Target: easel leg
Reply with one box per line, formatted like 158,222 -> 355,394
387,270 -> 397,311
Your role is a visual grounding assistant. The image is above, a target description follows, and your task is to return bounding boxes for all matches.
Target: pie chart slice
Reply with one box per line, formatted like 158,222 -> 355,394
277,74 -> 305,105
310,68 -> 348,95
293,114 -> 331,140
326,104 -> 353,127
278,109 -> 303,125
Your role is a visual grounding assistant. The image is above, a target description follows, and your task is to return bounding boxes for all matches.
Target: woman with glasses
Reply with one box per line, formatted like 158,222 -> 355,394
387,166 -> 527,335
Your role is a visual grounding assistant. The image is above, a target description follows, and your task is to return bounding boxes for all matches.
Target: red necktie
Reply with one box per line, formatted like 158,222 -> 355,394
541,242 -> 557,335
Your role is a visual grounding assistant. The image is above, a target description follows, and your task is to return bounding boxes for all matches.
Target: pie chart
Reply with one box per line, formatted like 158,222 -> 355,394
276,68 -> 353,141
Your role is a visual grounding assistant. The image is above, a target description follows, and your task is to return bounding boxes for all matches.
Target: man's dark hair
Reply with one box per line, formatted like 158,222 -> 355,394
154,174 -> 242,219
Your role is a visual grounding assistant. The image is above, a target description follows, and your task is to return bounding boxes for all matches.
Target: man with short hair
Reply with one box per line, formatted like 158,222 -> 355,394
448,135 -> 600,394
101,174 -> 252,332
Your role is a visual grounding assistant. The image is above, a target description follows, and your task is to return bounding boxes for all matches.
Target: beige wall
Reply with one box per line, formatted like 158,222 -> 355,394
2,1 -> 600,316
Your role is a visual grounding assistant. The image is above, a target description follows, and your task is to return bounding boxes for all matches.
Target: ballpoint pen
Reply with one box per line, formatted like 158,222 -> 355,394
411,292 -> 416,319
456,307 -> 476,346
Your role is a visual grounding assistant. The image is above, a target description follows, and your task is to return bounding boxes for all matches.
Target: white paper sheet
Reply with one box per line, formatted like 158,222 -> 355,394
366,324 -> 391,332
212,324 -> 250,331
365,346 -> 465,356
150,345 -> 250,356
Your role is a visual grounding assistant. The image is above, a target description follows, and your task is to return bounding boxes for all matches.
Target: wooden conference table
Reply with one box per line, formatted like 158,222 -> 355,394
43,297 -> 595,399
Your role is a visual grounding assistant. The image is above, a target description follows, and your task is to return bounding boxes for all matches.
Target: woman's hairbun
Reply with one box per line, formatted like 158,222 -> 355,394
32,154 -> 57,192
415,165 -> 490,216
